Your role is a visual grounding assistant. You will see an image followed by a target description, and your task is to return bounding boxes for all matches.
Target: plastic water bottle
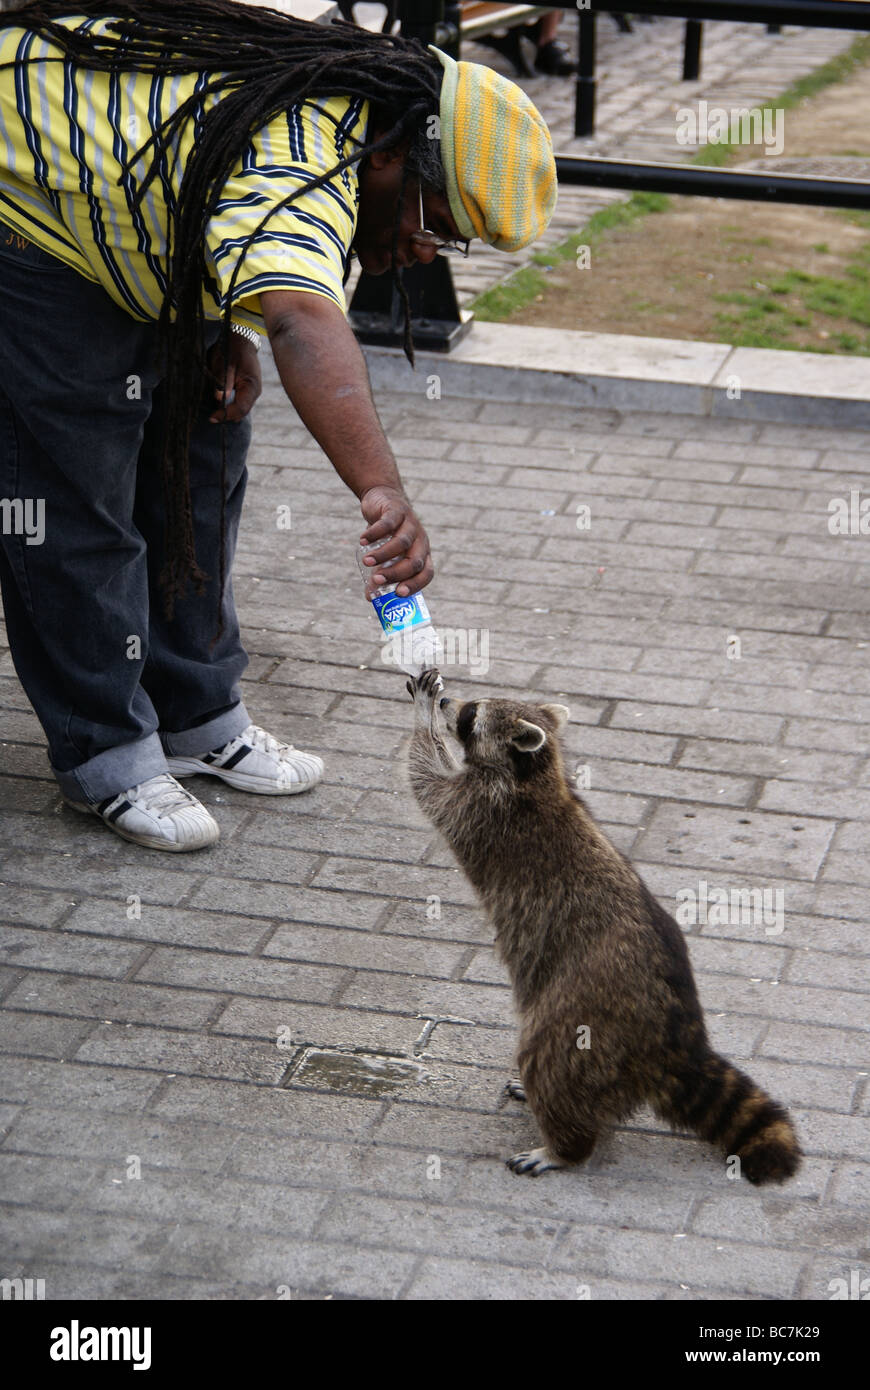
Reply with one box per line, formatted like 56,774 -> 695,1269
358,537 -> 442,675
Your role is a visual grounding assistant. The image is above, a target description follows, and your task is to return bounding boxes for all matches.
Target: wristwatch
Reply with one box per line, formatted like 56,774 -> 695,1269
231,322 -> 260,351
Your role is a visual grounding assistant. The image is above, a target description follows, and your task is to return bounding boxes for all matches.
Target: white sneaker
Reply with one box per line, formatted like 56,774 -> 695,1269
64,772 -> 220,852
165,723 -> 324,795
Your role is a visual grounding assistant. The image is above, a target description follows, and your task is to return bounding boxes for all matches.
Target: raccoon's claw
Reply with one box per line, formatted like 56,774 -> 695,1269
407,668 -> 443,701
505,1079 -> 527,1103
507,1147 -> 566,1177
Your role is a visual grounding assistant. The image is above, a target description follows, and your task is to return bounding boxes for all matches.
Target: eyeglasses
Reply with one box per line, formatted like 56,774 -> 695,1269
412,185 -> 470,258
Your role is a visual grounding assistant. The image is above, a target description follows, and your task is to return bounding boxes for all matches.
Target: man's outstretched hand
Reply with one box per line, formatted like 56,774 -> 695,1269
360,485 -> 434,598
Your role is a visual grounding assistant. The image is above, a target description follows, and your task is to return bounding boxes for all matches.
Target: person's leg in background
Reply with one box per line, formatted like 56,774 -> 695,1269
534,10 -> 578,77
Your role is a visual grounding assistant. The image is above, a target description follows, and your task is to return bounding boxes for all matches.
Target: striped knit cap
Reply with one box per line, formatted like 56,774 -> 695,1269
429,46 -> 557,252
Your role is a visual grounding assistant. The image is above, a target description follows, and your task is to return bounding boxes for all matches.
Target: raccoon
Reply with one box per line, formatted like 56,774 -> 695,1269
406,669 -> 800,1185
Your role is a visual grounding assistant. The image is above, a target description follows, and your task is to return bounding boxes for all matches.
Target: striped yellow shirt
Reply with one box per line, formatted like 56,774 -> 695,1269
0,13 -> 368,330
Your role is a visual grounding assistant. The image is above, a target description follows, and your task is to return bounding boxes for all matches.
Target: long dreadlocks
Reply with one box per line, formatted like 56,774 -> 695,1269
0,0 -> 445,626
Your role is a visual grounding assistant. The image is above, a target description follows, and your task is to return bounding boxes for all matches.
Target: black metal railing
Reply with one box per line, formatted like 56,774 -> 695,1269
555,156 -> 870,209
564,1 -> 870,137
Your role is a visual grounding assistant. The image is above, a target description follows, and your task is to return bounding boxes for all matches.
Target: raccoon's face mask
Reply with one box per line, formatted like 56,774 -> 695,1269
440,697 -> 570,760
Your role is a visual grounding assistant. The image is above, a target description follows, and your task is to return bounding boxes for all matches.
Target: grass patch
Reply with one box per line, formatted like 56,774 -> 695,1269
712,210 -> 870,353
471,192 -> 670,322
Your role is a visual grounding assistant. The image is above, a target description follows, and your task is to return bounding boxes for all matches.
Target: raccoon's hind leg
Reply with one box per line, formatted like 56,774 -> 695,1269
657,1049 -> 801,1185
507,1026 -> 600,1177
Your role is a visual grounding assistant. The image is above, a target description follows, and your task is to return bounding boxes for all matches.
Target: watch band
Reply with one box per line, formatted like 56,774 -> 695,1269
231,322 -> 261,351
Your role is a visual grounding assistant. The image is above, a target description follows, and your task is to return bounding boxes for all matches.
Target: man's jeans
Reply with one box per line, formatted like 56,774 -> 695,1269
0,222 -> 253,803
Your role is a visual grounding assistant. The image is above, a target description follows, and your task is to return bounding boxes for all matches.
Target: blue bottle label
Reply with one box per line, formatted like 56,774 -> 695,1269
372,590 -> 431,634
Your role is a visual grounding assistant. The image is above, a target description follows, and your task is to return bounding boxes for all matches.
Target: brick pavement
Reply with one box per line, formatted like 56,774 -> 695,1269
1,346 -> 868,1300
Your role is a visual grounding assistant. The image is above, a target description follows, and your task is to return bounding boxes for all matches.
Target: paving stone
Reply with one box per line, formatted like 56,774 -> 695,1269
158,1224 -> 417,1298
610,700 -> 784,741
699,975 -> 867,1032
311,857 -> 478,908
3,1106 -> 240,1172
186,878 -> 389,928
340,972 -> 516,1029
0,1009 -> 94,1060
637,804 -> 835,879
0,925 -> 146,980
0,1153 -> 104,1210
759,782 -> 870,821
0,1058 -> 162,1110
261,924 -> 468,979
791,1110 -> 870,1162
828,1162 -> 870,1208
213,997 -> 428,1056
550,1225 -> 805,1298
760,1022 -> 868,1070
692,1193 -> 867,1256
63,899 -> 270,953
405,1260 -> 717,1301
74,1024 -> 292,1085
21,1263 -> 269,1301
0,884 -> 78,928
318,1191 -> 562,1267
677,741 -> 857,784
76,1168 -> 332,1238
739,1059 -> 858,1114
133,946 -> 349,1004
0,1206 -> 175,1275
784,946 -> 870,992
4,973 -> 221,1030
0,850 -> 193,906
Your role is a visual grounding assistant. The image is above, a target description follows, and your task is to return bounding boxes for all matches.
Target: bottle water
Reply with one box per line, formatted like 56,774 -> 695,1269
358,538 -> 442,675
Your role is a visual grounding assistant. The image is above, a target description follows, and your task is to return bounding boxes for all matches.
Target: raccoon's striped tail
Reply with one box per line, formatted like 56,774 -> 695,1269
659,1050 -> 801,1185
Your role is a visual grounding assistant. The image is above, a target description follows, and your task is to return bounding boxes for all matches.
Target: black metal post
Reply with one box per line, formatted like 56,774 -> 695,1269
442,1 -> 462,58
348,0 -> 469,353
683,18 -> 703,78
575,8 -> 596,137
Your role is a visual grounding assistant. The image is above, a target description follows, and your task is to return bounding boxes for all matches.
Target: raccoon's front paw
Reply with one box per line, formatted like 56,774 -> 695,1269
406,667 -> 443,705
505,1079 -> 527,1103
506,1147 -> 566,1177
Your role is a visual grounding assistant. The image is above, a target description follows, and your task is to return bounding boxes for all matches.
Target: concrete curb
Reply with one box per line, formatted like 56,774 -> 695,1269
363,322 -> 870,427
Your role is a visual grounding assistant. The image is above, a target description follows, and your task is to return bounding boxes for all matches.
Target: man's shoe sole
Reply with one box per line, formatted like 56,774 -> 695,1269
63,797 -> 220,852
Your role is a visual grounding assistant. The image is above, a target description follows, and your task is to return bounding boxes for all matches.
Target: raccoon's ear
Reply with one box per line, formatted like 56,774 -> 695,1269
511,719 -> 547,753
541,703 -> 570,729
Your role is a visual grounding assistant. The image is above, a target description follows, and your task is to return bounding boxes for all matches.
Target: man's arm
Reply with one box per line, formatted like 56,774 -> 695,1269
260,288 -> 434,598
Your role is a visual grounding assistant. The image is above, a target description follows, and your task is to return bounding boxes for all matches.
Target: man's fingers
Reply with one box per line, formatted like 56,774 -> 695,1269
209,372 -> 261,423
378,533 -> 433,595
393,551 -> 434,597
358,489 -> 433,594
214,362 -> 236,401
363,527 -> 417,568
360,504 -> 405,545
209,361 -> 235,422
231,372 -> 260,417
